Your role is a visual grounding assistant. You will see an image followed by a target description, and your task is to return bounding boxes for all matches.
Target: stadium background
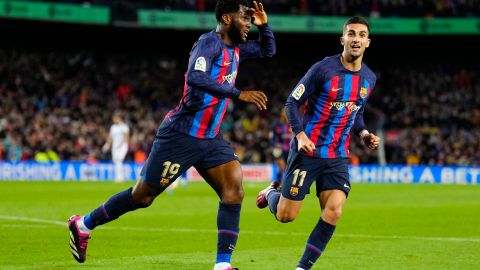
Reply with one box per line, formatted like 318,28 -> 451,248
0,1 -> 479,269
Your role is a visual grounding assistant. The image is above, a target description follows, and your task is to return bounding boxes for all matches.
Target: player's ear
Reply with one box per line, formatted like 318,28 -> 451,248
221,14 -> 232,25
340,36 -> 345,46
365,38 -> 371,48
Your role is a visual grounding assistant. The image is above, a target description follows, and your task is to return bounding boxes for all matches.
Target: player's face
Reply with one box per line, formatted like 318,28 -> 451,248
228,5 -> 252,44
113,115 -> 121,123
341,24 -> 370,58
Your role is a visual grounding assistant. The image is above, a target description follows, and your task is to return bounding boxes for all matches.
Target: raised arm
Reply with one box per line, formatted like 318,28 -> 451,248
239,1 -> 276,60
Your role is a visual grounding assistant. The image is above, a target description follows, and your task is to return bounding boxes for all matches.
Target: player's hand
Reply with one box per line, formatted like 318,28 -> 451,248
249,1 -> 268,26
238,90 -> 268,110
362,133 -> 380,150
296,131 -> 316,153
102,144 -> 109,153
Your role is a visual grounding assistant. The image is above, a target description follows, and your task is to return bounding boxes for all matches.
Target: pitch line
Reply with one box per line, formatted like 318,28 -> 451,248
1,215 -> 479,243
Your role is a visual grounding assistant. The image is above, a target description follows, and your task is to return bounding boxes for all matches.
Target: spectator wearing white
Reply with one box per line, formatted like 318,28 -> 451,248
103,113 -> 130,182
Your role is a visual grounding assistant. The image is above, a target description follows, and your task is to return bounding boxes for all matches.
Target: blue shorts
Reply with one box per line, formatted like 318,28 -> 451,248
140,127 -> 238,190
281,149 -> 350,201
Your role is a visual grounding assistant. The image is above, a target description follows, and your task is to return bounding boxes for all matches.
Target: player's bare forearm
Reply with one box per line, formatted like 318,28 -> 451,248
238,90 -> 268,110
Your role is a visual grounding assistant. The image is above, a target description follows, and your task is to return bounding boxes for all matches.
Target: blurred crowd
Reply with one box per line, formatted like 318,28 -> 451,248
374,63 -> 480,166
33,0 -> 480,18
0,48 -> 479,166
0,49 -> 180,163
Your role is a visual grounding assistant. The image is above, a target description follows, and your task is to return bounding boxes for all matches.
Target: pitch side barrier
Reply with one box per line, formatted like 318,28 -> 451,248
0,162 -> 478,184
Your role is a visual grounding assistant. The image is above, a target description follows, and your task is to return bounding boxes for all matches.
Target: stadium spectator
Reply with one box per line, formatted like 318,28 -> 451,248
0,140 -> 4,161
102,112 -> 130,181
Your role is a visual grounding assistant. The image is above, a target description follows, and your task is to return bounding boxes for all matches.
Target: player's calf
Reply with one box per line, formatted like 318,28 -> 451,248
275,207 -> 298,223
275,196 -> 303,223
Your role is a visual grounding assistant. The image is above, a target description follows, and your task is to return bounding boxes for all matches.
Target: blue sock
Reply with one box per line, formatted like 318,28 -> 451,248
266,190 -> 281,217
297,218 -> 336,269
83,187 -> 142,230
216,202 -> 241,264
276,171 -> 283,182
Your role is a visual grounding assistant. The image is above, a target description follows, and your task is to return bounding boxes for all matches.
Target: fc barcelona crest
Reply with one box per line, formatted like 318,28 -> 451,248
290,187 -> 299,196
160,178 -> 170,186
360,87 -> 368,98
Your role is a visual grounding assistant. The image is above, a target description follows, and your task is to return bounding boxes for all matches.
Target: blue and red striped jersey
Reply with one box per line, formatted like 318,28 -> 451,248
285,54 -> 376,158
271,121 -> 292,153
161,25 -> 275,139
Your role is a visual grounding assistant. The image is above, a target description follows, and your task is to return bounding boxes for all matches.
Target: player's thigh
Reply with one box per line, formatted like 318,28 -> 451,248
195,134 -> 242,197
281,150 -> 322,202
315,158 -> 351,204
140,128 -> 203,192
197,160 -> 243,200
319,189 -> 347,210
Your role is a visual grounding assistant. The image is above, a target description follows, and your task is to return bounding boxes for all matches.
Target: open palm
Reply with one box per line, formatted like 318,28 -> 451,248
250,1 -> 268,26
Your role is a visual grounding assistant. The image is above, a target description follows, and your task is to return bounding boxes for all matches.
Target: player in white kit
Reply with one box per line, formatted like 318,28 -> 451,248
103,112 -> 130,181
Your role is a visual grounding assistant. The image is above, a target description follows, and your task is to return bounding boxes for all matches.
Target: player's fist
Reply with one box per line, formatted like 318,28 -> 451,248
248,1 -> 268,26
238,90 -> 268,110
362,133 -> 380,150
296,131 -> 316,153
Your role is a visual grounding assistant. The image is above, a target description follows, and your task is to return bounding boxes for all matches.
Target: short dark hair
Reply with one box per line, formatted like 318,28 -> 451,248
343,16 -> 370,34
215,0 -> 250,22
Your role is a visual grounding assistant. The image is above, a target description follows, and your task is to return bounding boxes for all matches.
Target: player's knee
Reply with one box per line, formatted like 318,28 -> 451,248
221,187 -> 244,204
132,193 -> 155,208
323,207 -> 343,224
276,209 -> 297,223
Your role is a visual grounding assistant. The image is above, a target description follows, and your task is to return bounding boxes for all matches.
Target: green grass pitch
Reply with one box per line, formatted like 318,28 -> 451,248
0,181 -> 479,269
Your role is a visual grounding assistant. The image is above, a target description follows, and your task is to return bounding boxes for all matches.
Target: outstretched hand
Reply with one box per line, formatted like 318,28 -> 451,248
249,1 -> 268,26
238,90 -> 268,110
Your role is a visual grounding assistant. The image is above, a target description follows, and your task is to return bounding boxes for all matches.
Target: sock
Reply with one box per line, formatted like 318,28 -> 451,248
297,218 -> 336,270
276,170 -> 283,182
77,217 -> 92,234
216,202 -> 241,264
83,187 -> 142,230
213,262 -> 231,270
266,190 -> 281,216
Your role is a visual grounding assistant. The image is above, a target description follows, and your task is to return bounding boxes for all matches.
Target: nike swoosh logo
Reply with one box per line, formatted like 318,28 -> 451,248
343,183 -> 350,189
224,62 -> 231,66
332,88 -> 342,92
